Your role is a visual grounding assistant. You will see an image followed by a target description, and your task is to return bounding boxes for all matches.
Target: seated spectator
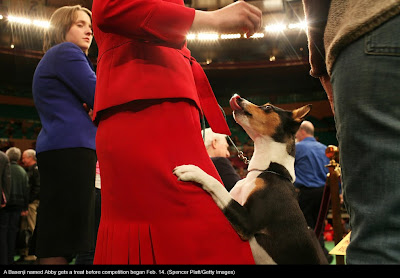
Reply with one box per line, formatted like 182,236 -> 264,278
203,128 -> 241,191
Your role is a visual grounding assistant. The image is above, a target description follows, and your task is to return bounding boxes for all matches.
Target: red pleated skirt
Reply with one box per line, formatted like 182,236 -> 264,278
93,99 -> 254,264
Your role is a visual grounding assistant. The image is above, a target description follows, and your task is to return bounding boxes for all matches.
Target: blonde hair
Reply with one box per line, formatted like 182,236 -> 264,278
43,5 -> 92,55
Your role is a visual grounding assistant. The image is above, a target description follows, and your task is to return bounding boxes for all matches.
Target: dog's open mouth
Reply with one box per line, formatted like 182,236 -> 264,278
230,95 -> 242,111
230,94 -> 252,116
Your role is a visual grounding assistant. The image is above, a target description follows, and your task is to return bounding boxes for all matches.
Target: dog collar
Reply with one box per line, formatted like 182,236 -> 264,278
248,169 -> 293,183
248,169 -> 265,173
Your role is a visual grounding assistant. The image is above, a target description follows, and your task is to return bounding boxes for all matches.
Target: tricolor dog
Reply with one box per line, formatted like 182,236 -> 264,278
173,95 -> 328,264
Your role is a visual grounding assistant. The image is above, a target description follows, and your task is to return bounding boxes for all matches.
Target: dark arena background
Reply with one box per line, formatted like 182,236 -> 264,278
0,0 -> 336,158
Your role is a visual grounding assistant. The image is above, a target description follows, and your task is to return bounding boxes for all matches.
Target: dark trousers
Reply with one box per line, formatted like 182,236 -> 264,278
298,186 -> 324,229
0,208 -> 22,264
75,188 -> 101,265
297,186 -> 329,257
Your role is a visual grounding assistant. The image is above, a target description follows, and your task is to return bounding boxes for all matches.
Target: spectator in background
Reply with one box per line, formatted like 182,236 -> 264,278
0,150 -> 11,264
0,150 -> 10,209
20,149 -> 40,262
32,5 -> 96,264
295,121 -> 329,227
203,128 -> 241,192
294,121 -> 331,262
1,147 -> 29,264
21,150 -> 39,235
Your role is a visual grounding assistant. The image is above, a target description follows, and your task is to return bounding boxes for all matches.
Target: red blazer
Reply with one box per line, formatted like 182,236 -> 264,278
92,0 -> 230,135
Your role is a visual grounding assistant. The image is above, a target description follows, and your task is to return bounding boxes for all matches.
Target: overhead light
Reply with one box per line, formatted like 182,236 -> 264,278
243,33 -> 265,39
186,33 -> 196,40
8,15 -> 31,25
197,33 -> 219,41
7,14 -> 50,29
186,19 -> 307,41
288,20 -> 308,30
265,23 -> 286,33
0,15 -> 3,20
33,19 -> 50,28
249,33 -> 265,39
220,33 -> 241,40
10,44 -> 15,49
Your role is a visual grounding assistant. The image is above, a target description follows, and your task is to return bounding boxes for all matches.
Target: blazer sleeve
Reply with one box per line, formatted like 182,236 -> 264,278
92,0 -> 195,49
212,157 -> 241,192
54,43 -> 96,108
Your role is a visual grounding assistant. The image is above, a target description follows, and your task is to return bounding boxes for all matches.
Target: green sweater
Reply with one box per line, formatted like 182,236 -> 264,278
7,162 -> 29,210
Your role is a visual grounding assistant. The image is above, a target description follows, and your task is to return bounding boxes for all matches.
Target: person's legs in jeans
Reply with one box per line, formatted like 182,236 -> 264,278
331,15 -> 400,264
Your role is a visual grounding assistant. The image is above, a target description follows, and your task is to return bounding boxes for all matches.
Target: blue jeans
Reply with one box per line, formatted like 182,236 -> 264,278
331,14 -> 400,264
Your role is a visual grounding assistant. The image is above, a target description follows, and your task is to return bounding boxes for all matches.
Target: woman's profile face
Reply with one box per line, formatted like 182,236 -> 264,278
65,10 -> 93,52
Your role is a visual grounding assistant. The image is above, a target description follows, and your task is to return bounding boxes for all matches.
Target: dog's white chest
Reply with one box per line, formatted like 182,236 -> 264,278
229,173 -> 259,205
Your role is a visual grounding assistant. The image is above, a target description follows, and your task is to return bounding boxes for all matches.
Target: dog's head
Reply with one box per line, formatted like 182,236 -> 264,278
230,94 -> 311,145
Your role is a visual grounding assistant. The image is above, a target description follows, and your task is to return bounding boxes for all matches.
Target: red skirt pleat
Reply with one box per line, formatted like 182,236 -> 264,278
94,99 -> 254,264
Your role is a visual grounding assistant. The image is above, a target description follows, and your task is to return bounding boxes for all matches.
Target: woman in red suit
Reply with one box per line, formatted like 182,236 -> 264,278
92,0 -> 262,264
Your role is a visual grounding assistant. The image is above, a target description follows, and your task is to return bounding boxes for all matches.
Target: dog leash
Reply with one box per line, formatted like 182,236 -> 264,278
201,105 -> 250,165
220,105 -> 250,165
227,136 -> 250,164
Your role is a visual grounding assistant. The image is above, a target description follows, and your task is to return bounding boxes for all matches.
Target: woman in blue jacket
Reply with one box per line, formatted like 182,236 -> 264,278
32,5 -> 96,264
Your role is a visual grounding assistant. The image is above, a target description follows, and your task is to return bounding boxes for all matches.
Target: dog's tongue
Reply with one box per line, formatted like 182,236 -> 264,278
230,95 -> 242,111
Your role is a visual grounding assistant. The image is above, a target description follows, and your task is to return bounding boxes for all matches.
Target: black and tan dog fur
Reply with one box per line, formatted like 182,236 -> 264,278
174,95 -> 328,264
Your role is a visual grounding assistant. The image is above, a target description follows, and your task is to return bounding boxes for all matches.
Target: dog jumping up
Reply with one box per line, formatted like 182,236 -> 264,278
173,95 -> 328,264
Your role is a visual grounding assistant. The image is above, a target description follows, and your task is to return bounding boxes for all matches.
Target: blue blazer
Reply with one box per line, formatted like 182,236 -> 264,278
32,42 -> 97,153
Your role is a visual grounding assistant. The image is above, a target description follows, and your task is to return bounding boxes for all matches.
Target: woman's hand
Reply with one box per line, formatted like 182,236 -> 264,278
191,1 -> 263,37
83,103 -> 93,118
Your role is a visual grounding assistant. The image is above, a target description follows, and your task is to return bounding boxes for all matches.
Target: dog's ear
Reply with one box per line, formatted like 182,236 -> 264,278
292,104 -> 312,122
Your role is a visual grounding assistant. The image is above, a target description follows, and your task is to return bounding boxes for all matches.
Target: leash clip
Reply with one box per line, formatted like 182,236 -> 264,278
202,104 -> 250,165
237,150 -> 250,165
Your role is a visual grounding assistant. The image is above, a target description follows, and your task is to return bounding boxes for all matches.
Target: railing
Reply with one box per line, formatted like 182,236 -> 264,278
315,145 -> 345,264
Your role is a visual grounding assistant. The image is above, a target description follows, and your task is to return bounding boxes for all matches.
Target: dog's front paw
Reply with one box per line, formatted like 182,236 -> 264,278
173,165 -> 206,184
